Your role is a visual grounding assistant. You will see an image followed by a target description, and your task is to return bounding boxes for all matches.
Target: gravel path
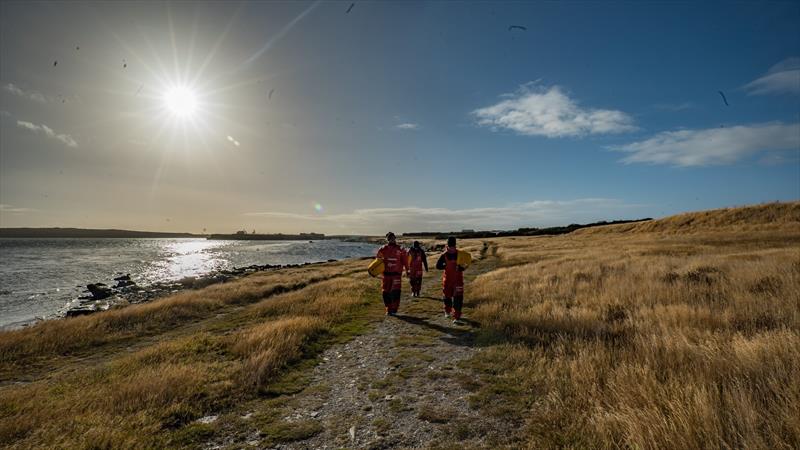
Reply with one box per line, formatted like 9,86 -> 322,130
271,246 -> 507,449
206,244 -> 509,449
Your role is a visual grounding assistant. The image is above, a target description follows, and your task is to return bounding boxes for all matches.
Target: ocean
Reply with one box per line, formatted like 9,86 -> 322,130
0,238 -> 377,329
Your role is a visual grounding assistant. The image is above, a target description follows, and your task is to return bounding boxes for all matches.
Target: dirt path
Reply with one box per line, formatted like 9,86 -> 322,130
268,246 -> 507,449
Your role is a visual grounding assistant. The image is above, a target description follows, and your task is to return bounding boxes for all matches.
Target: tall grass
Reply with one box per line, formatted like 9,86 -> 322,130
0,260 -> 363,374
469,217 -> 800,449
0,267 -> 374,449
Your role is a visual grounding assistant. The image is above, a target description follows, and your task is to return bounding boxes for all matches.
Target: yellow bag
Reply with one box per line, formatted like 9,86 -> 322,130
456,250 -> 472,269
367,258 -> 384,277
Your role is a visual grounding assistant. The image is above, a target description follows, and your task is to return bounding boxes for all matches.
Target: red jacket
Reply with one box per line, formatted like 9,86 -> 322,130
408,247 -> 428,275
377,243 -> 408,276
436,246 -> 463,285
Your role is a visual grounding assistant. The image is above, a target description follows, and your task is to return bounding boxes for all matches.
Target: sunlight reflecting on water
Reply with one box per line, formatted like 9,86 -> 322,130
143,239 -> 231,281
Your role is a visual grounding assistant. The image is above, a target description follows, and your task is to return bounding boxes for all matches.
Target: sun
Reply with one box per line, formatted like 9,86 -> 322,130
163,86 -> 198,118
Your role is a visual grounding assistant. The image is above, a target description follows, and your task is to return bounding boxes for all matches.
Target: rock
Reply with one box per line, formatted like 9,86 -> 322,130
86,283 -> 112,300
113,274 -> 131,281
66,306 -> 96,317
196,415 -> 218,424
349,425 -> 356,442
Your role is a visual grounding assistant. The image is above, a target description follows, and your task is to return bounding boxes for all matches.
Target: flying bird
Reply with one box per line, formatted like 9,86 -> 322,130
268,88 -> 275,99
718,90 -> 729,106
346,3 -> 355,13
75,46 -> 79,51
508,25 -> 527,31
53,60 -> 58,67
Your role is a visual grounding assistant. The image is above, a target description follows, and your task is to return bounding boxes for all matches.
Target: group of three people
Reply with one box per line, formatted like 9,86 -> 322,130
375,232 -> 468,324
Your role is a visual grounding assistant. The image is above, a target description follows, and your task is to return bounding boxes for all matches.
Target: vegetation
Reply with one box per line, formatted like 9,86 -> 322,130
0,259 -> 376,448
465,201 -> 800,449
0,201 -> 797,449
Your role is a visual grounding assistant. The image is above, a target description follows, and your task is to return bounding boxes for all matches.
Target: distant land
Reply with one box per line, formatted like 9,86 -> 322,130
0,219 -> 656,240
0,228 -> 200,238
207,232 -> 325,241
402,218 -> 653,239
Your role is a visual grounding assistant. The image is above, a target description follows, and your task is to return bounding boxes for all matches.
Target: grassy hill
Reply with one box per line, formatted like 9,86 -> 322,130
575,201 -> 800,234
1,202 -> 798,449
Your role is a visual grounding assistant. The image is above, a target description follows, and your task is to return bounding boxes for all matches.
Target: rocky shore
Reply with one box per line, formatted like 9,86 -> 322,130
62,260 -> 340,318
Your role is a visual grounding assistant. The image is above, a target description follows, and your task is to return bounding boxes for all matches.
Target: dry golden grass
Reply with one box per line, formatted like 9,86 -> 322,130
0,263 -> 374,449
576,201 -> 800,234
0,260 -> 364,373
467,202 -> 800,449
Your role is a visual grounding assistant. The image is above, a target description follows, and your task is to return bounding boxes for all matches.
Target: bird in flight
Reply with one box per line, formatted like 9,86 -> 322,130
508,25 -> 527,31
346,3 -> 355,13
718,91 -> 729,106
268,88 -> 275,100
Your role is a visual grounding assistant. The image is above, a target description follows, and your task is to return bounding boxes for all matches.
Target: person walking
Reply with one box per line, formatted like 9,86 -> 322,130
376,232 -> 408,315
407,241 -> 428,297
435,236 -> 469,323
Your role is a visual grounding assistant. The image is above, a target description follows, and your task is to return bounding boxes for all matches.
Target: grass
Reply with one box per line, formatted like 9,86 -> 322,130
1,201 -> 798,449
463,202 -> 800,449
0,260 -> 378,449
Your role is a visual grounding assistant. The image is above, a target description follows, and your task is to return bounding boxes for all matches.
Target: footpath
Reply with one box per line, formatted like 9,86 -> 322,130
210,244 -> 513,449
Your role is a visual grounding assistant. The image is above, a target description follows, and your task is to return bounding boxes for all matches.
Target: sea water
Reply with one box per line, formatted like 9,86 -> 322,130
0,238 -> 377,329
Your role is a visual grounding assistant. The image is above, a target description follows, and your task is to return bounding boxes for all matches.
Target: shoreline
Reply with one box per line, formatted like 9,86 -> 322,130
2,257 -> 369,332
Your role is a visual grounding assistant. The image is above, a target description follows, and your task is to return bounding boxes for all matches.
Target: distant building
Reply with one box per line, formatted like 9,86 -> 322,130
236,230 -> 247,235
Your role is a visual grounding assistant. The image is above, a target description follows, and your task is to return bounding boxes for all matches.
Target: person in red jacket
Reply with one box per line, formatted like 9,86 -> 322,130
436,236 -> 466,323
376,232 -> 408,315
407,241 -> 428,297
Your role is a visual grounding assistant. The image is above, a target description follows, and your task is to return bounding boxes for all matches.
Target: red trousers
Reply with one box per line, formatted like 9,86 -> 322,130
382,275 -> 402,313
443,280 -> 464,319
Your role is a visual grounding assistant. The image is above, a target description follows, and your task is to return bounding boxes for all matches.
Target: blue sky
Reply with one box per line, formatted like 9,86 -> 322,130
0,1 -> 798,234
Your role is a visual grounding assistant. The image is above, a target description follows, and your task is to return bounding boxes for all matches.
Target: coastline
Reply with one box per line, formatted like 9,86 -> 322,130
4,258 -> 369,331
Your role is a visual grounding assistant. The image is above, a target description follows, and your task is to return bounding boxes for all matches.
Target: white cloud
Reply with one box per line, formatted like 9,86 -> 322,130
473,84 -> 636,138
3,83 -> 47,103
743,57 -> 800,95
244,198 -> 643,234
615,122 -> 800,167
16,120 -> 78,148
0,204 -> 38,214
396,123 -> 420,130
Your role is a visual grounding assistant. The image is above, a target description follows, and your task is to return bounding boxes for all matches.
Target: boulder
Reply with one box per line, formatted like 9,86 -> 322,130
86,283 -> 112,300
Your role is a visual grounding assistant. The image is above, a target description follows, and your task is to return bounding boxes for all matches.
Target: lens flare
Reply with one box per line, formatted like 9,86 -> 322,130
313,202 -> 323,212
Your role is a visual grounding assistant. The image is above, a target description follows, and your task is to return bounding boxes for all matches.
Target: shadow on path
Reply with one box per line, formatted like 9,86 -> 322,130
393,314 -> 476,348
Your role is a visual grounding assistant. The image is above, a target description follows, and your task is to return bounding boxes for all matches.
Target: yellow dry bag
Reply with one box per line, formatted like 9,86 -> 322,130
456,250 -> 472,269
367,258 -> 384,277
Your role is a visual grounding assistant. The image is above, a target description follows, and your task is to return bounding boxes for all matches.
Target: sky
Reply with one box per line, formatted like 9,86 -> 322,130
0,1 -> 798,235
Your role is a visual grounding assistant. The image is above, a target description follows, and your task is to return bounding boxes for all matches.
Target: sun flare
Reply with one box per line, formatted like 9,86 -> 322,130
163,86 -> 198,118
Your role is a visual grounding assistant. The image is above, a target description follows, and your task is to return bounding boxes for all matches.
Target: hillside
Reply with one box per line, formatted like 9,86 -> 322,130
1,203 -> 798,449
575,201 -> 800,234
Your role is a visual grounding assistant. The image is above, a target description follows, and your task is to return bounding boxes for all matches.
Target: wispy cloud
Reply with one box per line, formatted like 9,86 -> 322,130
395,123 -> 420,130
244,198 -> 643,233
3,83 -> 47,103
0,204 -> 38,215
653,102 -> 695,111
473,83 -> 636,138
16,120 -> 78,148
614,122 -> 800,167
743,57 -> 800,95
